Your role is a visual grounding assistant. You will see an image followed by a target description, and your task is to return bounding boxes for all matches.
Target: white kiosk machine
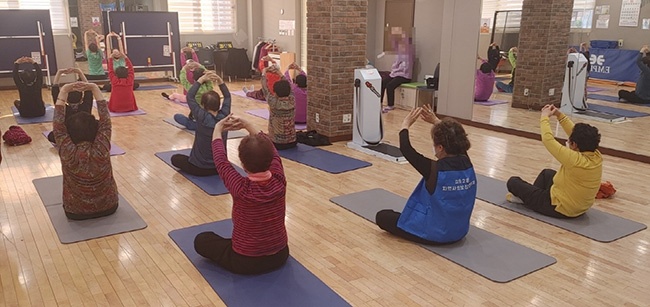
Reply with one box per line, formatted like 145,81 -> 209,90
348,68 -> 406,162
561,52 -> 625,122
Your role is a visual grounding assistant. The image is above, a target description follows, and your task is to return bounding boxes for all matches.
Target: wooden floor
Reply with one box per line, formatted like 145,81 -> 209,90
472,81 -> 650,157
0,80 -> 648,306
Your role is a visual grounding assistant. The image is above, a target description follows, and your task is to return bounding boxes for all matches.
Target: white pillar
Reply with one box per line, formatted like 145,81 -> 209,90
437,0 -> 481,120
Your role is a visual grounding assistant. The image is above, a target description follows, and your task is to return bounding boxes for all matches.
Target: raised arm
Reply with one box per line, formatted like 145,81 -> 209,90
116,33 -> 125,55
125,57 -> 135,82
186,77 -> 209,119
107,57 -> 118,84
540,105 -> 577,166
83,30 -> 91,51
91,83 -> 112,151
400,108 -> 434,179
214,75 -> 231,119
53,83 -> 75,145
637,46 -> 650,75
32,60 -> 43,87
13,58 -> 23,87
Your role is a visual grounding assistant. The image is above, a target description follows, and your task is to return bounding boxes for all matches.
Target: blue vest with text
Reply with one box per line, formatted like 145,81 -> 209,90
397,168 -> 477,243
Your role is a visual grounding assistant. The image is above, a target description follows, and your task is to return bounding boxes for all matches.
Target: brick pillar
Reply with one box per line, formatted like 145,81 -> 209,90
78,0 -> 103,34
512,0 -> 574,110
307,0 -> 367,141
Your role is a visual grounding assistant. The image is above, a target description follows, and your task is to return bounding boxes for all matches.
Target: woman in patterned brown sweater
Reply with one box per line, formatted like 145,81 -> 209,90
261,65 -> 296,150
53,82 -> 119,220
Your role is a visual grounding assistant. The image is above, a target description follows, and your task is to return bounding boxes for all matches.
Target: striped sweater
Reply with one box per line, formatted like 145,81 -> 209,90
211,134 -> 288,256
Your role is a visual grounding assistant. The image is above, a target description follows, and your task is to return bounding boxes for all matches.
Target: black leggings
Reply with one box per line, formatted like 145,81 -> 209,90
380,74 -> 411,106
171,154 -> 218,176
618,90 -> 650,104
194,231 -> 290,275
375,210 -> 450,245
507,169 -> 573,218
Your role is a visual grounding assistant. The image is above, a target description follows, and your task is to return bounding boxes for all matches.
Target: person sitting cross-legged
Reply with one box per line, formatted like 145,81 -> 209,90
506,104 -> 602,218
13,56 -> 46,118
171,71 -> 231,176
262,64 -> 296,150
107,55 -> 138,113
53,81 -> 119,220
618,45 -> 650,104
375,105 -> 477,244
193,115 -> 289,275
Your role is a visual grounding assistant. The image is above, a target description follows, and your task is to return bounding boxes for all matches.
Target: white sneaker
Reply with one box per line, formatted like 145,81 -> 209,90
242,86 -> 249,94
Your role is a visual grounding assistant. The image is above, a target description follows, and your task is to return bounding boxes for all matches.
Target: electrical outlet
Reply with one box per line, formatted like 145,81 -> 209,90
549,88 -> 555,96
524,88 -> 530,96
315,113 -> 320,123
342,114 -> 352,123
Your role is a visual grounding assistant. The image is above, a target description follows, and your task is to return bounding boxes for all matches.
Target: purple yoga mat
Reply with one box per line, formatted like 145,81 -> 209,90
42,131 -> 126,156
232,90 -> 266,103
474,99 -> 508,106
586,86 -> 607,92
246,109 -> 307,130
92,102 -> 146,117
11,105 -> 55,124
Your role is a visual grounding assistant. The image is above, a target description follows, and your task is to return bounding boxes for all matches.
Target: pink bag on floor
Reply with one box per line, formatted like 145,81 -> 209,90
3,125 -> 32,146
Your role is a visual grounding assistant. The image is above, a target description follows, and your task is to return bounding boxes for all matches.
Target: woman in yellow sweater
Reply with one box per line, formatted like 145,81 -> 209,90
506,104 -> 602,218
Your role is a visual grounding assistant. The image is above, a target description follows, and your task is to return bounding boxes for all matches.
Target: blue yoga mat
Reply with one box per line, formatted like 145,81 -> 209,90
587,94 -> 620,102
137,84 -> 177,91
278,143 -> 371,174
11,105 -> 54,124
587,103 -> 650,118
155,149 -> 246,196
168,219 -> 350,307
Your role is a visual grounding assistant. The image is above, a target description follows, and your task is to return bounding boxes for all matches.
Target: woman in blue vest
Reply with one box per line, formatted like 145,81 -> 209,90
375,105 -> 477,244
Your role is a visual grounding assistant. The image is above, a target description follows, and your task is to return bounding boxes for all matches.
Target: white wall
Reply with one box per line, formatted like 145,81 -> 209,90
260,0 -> 301,57
588,0 -> 650,50
437,0 -> 480,120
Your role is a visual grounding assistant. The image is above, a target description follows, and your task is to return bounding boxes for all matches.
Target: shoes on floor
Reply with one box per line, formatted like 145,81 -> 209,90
506,193 -> 524,204
382,106 -> 395,113
161,92 -> 170,100
243,86 -> 249,94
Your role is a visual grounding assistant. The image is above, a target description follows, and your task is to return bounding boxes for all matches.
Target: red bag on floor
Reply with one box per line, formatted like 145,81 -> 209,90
3,125 -> 32,146
596,181 -> 616,199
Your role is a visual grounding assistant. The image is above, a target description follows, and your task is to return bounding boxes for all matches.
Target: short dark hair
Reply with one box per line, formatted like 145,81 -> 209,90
569,123 -> 600,152
274,80 -> 291,97
643,55 -> 650,68
115,66 -> 128,79
193,68 -> 205,82
20,69 -> 35,83
201,90 -> 221,111
184,52 -> 193,61
67,91 -> 83,104
480,63 -> 492,74
239,133 -> 274,173
66,112 -> 99,144
89,43 -> 99,53
295,74 -> 307,88
431,118 -> 471,155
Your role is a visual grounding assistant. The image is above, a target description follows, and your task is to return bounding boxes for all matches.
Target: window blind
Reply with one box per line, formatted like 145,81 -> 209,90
168,0 -> 236,34
0,0 -> 70,33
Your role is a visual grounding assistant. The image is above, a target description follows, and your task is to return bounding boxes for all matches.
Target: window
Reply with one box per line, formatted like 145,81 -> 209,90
482,0 -> 595,29
0,0 -> 70,33
168,0 -> 236,34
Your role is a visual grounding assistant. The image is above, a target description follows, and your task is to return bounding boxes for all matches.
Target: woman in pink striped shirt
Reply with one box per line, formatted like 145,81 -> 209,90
193,115 -> 289,275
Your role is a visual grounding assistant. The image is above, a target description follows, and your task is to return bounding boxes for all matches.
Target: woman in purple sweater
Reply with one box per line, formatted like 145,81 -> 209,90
380,33 -> 415,113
